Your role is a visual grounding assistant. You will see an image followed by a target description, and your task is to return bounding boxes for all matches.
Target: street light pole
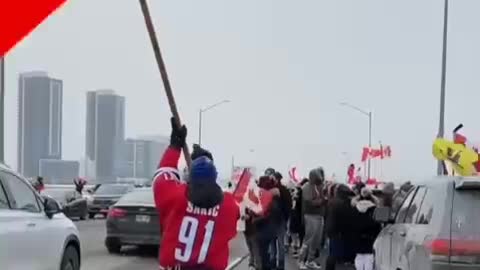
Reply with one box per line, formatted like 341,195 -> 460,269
368,111 -> 372,179
198,110 -> 203,146
437,0 -> 449,175
340,102 -> 373,180
198,99 -> 230,146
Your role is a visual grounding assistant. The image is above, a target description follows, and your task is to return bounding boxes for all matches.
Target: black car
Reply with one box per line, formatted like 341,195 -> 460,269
42,187 -> 88,220
105,188 -> 160,253
89,183 -> 134,219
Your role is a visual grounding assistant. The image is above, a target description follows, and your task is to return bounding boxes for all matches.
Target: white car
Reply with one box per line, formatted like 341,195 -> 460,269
0,164 -> 81,270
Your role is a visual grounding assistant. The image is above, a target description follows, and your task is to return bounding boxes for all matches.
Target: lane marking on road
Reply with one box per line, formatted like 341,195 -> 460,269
226,254 -> 249,270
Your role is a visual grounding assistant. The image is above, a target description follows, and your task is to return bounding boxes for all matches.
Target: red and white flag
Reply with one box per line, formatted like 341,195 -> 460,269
361,145 -> 392,162
232,168 -> 273,215
288,167 -> 300,185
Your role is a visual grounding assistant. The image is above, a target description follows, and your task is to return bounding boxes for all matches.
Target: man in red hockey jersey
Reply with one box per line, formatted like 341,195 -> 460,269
153,118 -> 240,270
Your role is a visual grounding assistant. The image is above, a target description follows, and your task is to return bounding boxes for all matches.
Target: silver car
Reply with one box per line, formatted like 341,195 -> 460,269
374,176 -> 480,270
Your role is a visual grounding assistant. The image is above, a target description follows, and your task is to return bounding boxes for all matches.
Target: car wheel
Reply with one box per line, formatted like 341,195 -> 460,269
105,237 -> 122,254
60,245 -> 80,270
88,213 -> 95,219
80,214 -> 86,220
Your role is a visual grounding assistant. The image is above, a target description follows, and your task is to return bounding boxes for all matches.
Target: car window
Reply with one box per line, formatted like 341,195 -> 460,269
452,190 -> 480,240
118,189 -> 154,204
395,188 -> 417,223
3,173 -> 40,212
404,187 -> 426,224
416,189 -> 435,225
95,184 -> 131,195
0,181 -> 9,209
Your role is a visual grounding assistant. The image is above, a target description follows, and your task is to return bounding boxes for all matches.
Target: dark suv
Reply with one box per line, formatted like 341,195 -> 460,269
374,176 -> 480,270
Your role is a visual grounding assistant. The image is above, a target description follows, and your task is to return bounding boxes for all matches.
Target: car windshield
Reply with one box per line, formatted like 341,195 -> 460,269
95,184 -> 131,195
118,189 -> 154,205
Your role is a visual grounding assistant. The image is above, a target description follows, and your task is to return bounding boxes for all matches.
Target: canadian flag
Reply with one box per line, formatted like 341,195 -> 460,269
361,146 -> 392,162
232,168 -> 274,215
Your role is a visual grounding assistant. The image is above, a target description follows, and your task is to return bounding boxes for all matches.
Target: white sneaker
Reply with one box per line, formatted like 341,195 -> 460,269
305,261 -> 322,269
298,262 -> 308,270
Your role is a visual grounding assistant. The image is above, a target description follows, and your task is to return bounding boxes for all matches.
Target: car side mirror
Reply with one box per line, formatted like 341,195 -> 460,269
44,196 -> 62,219
374,206 -> 392,224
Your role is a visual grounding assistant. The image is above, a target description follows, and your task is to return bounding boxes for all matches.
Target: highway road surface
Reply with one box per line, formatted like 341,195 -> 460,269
76,219 -> 249,270
75,218 -> 354,270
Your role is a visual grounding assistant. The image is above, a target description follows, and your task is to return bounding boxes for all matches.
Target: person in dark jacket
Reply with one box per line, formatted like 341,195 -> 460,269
289,178 -> 308,258
299,167 -> 327,269
256,176 -> 282,270
269,171 -> 292,270
325,184 -> 356,270
380,182 -> 395,207
351,187 -> 381,270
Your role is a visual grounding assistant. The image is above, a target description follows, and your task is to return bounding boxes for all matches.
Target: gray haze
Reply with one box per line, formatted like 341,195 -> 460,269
4,0 -> 480,182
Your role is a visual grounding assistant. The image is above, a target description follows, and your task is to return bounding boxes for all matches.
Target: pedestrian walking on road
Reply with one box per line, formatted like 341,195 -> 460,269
255,176 -> 282,270
299,167 -> 327,270
289,178 -> 308,259
325,184 -> 356,270
351,187 -> 381,270
268,171 -> 292,270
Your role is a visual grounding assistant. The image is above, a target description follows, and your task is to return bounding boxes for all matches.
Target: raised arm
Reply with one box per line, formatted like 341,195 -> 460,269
152,117 -> 187,209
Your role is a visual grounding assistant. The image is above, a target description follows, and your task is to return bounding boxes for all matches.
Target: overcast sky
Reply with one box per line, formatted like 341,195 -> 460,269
5,0 -> 480,182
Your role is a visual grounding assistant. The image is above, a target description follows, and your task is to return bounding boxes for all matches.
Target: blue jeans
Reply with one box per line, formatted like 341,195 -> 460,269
269,223 -> 286,270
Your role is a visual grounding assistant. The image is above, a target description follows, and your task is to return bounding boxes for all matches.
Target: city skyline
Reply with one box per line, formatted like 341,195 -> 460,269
13,71 -> 170,182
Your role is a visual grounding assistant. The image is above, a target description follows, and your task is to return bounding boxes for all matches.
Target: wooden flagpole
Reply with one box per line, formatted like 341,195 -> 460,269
138,0 -> 192,168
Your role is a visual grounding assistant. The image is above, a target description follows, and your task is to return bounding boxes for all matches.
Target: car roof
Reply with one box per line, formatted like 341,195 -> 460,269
413,175 -> 480,188
131,187 -> 152,192
100,183 -> 133,186
0,164 -> 30,184
0,164 -> 21,177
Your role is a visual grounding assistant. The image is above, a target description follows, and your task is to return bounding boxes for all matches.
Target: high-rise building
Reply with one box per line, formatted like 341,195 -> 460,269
85,90 -> 125,183
17,71 -> 62,177
117,138 -> 168,179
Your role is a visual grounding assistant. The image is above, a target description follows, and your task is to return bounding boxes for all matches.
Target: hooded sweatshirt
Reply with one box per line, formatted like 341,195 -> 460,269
255,176 -> 283,235
326,184 -> 355,238
302,169 -> 327,216
351,197 -> 381,254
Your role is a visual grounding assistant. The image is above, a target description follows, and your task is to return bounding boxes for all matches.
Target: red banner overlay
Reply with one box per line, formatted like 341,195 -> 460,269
0,0 -> 66,56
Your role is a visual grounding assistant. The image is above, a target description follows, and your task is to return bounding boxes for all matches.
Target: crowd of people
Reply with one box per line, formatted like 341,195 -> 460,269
242,166 -> 407,270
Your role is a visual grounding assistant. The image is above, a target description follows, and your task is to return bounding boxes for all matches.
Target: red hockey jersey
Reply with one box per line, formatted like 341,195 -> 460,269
153,147 -> 239,270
